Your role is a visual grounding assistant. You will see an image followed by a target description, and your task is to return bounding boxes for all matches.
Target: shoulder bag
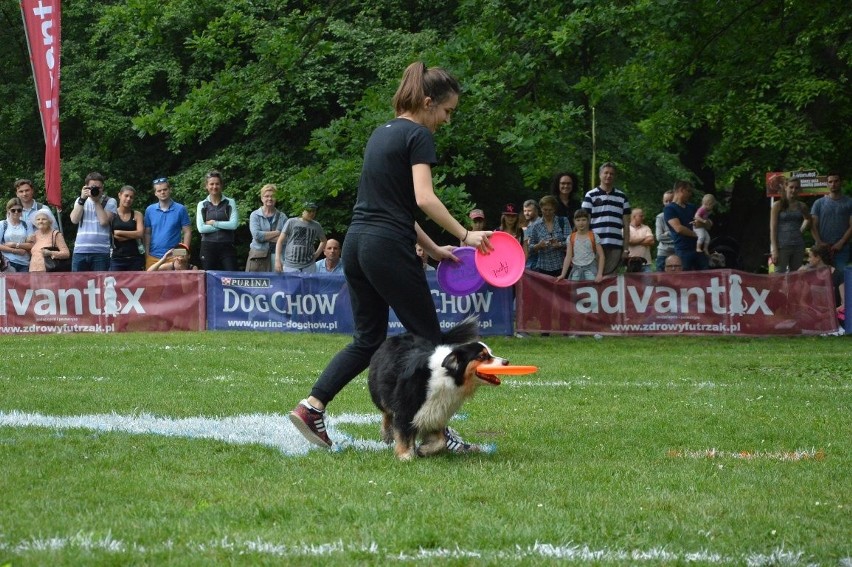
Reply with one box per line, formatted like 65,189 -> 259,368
43,230 -> 72,272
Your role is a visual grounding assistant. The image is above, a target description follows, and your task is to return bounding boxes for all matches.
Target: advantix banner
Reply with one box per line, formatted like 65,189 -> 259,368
516,269 -> 839,336
0,272 -> 206,334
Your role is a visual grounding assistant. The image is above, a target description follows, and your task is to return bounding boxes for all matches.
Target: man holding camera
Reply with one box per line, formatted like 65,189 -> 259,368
69,171 -> 117,271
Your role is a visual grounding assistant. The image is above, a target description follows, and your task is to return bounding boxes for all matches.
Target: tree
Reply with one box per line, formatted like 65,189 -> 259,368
5,0 -> 848,270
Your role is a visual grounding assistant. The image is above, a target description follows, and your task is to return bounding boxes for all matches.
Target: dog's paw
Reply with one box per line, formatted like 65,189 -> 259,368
397,450 -> 415,461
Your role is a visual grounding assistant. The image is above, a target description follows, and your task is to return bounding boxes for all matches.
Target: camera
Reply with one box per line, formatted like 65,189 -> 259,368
172,248 -> 187,257
88,185 -> 101,197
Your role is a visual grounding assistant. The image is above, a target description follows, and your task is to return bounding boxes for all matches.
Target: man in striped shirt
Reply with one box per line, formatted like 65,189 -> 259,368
69,172 -> 118,272
581,162 -> 631,276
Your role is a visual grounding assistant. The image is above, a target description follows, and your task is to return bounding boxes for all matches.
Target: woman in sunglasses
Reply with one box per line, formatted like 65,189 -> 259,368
0,198 -> 34,272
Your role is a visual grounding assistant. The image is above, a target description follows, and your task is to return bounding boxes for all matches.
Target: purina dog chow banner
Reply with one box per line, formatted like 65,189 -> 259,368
205,272 -> 514,335
516,268 -> 839,336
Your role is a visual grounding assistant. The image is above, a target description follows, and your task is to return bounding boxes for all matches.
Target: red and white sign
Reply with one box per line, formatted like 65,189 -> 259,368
21,0 -> 61,207
765,170 -> 829,198
517,269 -> 839,336
0,272 -> 206,334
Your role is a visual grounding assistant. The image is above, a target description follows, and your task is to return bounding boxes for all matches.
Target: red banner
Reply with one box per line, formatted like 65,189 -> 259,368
0,272 -> 206,334
517,269 -> 839,336
765,170 -> 829,198
21,0 -> 61,207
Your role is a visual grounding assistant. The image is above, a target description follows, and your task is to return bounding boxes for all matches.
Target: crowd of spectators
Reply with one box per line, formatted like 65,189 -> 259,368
2,170 -> 849,296
0,172 -> 329,275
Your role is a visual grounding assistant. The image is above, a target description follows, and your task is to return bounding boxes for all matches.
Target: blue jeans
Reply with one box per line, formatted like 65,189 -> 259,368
676,250 -> 709,271
110,255 -> 145,271
72,252 -> 111,272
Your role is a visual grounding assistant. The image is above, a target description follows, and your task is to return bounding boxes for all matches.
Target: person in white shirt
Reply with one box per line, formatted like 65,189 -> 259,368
627,208 -> 654,272
69,172 -> 117,271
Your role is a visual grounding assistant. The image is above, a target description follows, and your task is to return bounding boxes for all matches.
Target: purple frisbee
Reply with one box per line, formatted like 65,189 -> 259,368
436,247 -> 486,296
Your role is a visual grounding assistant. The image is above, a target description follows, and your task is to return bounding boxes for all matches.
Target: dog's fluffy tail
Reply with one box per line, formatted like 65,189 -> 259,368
441,315 -> 480,345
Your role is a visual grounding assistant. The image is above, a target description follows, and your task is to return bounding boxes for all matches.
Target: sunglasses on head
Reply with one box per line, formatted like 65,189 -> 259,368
153,177 -> 169,185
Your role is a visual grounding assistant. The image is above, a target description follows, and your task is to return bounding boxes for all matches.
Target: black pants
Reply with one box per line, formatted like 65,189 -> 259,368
310,230 -> 440,405
200,240 -> 237,271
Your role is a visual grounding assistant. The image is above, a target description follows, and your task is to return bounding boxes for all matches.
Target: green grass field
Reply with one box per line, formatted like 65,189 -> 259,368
0,332 -> 849,565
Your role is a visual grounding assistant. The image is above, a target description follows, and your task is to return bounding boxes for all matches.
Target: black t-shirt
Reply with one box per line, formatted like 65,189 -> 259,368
112,211 -> 142,258
350,118 -> 437,243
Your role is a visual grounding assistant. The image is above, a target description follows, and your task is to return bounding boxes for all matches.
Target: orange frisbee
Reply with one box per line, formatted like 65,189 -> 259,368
477,364 -> 538,375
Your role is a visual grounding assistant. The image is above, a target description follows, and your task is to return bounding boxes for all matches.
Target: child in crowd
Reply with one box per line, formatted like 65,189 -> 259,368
147,244 -> 197,271
799,243 -> 845,326
469,208 -> 487,232
556,209 -> 604,283
497,203 -> 524,244
694,194 -> 716,255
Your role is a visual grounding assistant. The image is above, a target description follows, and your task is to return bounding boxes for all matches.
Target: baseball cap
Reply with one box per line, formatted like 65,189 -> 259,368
502,203 -> 518,215
469,208 -> 485,220
304,201 -> 318,210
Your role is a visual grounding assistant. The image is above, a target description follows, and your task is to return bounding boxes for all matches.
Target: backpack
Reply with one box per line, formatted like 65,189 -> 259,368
569,230 -> 596,252
0,219 -> 30,245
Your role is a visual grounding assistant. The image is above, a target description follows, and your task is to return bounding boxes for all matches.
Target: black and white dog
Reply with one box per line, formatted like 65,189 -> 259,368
368,317 -> 507,460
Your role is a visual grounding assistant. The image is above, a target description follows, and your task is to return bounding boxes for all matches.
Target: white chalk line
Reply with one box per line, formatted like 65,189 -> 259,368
0,412 -> 832,464
4,372 -> 848,391
0,410 -> 388,456
504,379 -> 851,390
0,534 -> 836,565
668,448 -> 828,462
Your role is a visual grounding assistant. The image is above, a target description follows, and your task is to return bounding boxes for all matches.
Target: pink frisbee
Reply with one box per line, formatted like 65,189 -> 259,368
436,247 -> 486,296
475,231 -> 525,287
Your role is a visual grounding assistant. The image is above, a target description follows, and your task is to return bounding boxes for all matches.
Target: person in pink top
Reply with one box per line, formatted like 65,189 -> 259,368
27,210 -> 70,272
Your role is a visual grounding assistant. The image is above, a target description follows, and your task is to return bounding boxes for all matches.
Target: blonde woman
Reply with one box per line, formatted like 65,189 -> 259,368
246,183 -> 286,272
28,210 -> 70,272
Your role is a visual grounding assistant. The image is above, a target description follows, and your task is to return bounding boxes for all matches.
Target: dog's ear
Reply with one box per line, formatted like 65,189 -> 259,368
442,350 -> 461,374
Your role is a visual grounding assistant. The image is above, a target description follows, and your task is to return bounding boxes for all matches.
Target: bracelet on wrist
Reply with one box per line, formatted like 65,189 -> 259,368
461,230 -> 468,243
77,198 -> 86,206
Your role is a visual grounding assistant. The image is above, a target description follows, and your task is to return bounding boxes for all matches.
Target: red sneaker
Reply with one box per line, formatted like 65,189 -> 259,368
289,401 -> 332,448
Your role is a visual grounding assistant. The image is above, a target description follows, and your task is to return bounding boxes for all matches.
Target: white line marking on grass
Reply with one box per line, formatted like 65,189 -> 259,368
667,448 -> 827,462
505,379 -> 850,390
0,535 -> 832,565
0,410 -> 387,456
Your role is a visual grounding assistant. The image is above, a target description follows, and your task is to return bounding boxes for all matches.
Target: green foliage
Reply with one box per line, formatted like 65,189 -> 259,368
2,0 -> 849,265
